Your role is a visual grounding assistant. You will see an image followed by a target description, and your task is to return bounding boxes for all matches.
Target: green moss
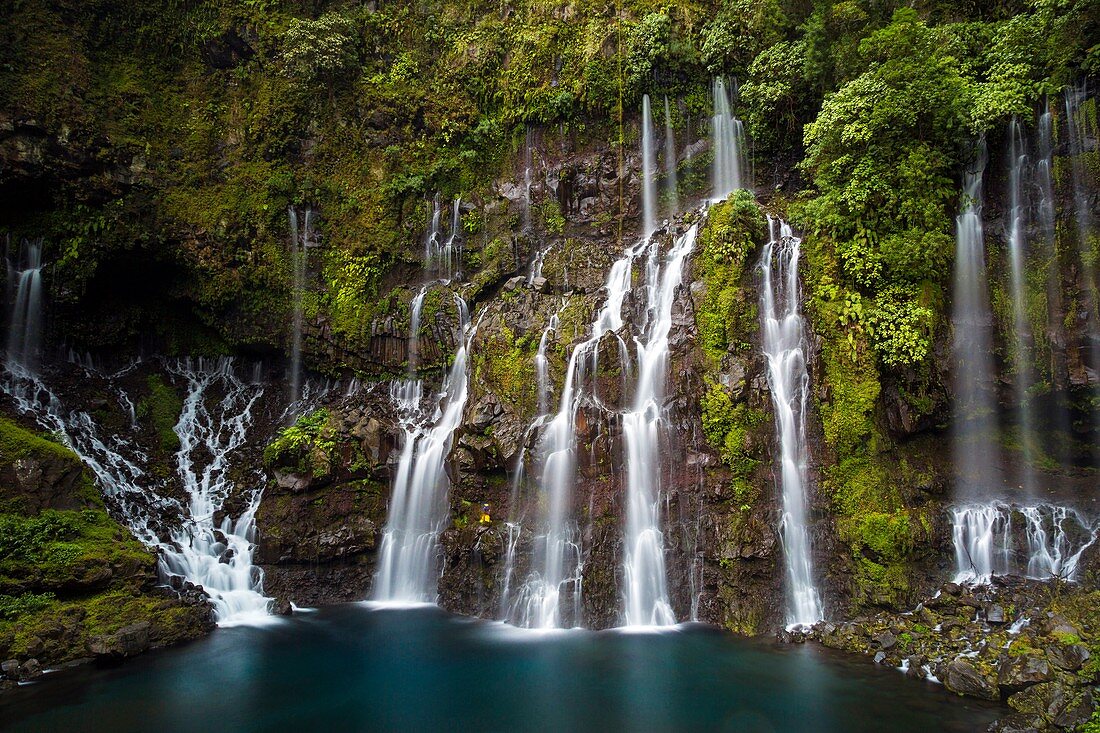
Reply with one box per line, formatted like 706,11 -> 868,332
694,190 -> 767,367
473,324 -> 537,416
136,375 -> 183,452
0,508 -> 155,596
263,409 -> 336,477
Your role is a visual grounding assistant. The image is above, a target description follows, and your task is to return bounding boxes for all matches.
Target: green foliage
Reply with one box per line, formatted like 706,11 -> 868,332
0,507 -> 155,597
281,13 -> 361,91
700,381 -> 765,475
741,41 -> 810,152
263,409 -> 334,477
866,285 -> 935,367
0,592 -> 56,621
701,0 -> 789,76
473,325 -> 537,416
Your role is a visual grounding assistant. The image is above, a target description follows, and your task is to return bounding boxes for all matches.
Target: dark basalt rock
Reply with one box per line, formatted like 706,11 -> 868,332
945,658 -> 997,700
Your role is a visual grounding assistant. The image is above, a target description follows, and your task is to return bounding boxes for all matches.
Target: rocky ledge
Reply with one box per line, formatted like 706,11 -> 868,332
787,578 -> 1100,731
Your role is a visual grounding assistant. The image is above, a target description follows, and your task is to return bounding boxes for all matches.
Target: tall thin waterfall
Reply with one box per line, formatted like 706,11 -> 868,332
0,358 -> 273,625
1006,119 -> 1036,491
622,223 -> 698,627
287,207 -> 312,407
160,358 -> 272,624
641,94 -> 658,237
951,143 -> 1002,497
6,240 -> 43,372
663,96 -> 679,216
711,78 -> 746,200
1064,81 -> 1100,378
759,217 -> 823,627
524,127 -> 534,232
373,295 -> 476,603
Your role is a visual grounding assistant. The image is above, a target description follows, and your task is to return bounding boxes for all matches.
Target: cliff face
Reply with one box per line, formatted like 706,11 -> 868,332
1,0 -> 1098,648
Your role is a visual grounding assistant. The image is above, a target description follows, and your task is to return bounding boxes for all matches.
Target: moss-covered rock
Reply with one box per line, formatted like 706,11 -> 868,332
0,415 -> 212,669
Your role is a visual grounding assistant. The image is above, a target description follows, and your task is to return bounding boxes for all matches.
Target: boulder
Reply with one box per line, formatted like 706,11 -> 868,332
1,659 -> 21,680
944,658 -> 997,700
19,658 -> 42,680
1047,643 -> 1089,672
997,656 -> 1052,694
873,631 -> 897,650
986,604 -> 1005,624
89,621 -> 152,659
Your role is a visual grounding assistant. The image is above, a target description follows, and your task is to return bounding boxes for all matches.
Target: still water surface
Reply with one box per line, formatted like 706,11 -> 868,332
0,604 -> 1002,732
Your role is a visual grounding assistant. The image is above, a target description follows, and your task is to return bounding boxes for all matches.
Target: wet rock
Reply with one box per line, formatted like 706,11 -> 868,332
904,656 -> 925,679
997,656 -> 1052,694
987,712 -> 1043,733
1,659 -> 21,680
1047,643 -> 1089,672
944,658 -> 997,700
873,631 -> 897,650
873,651 -> 886,664
19,659 -> 42,680
274,470 -> 315,493
89,621 -> 151,659
986,603 -> 1005,624
531,276 -> 550,293
1052,687 -> 1094,729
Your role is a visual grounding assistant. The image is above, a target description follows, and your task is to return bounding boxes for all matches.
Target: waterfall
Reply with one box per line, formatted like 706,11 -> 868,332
535,314 -> 558,417
951,143 -> 1002,497
621,223 -> 698,627
663,96 -> 679,216
711,78 -> 746,200
160,358 -> 272,624
759,217 -> 824,628
6,239 -> 44,372
1064,81 -> 1100,384
642,94 -> 658,237
373,295 -> 476,603
0,358 -> 273,625
524,127 -> 533,232
287,207 -> 312,407
408,285 -> 429,374
1005,119 -> 1036,491
952,502 -> 1098,584
507,235 -> 648,628
423,194 -> 443,276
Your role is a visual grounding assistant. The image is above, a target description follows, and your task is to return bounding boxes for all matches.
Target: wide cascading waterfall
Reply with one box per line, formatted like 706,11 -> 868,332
952,503 -> 1098,584
711,78 -> 746,200
641,94 -> 658,237
663,96 -> 679,216
0,357 -> 274,625
287,207 -> 312,407
373,295 -> 476,603
6,239 -> 44,372
621,223 -> 698,627
759,217 -> 823,628
160,358 -> 272,624
951,143 -> 1003,499
1005,118 -> 1036,492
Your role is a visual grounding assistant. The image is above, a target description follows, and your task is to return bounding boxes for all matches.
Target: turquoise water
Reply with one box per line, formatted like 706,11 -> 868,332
1,604 -> 1002,732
